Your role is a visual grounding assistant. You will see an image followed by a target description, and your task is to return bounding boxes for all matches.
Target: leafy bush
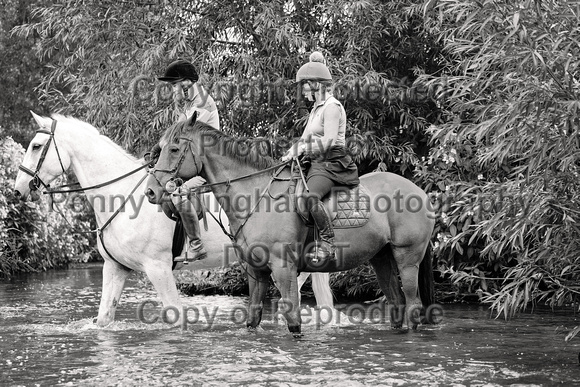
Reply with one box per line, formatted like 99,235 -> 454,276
0,137 -> 96,277
330,264 -> 382,300
175,262 -> 385,302
175,264 -> 251,297
415,0 -> 580,317
14,0 -> 441,171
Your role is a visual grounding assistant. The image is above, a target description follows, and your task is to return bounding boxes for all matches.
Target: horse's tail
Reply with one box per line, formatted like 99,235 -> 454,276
418,244 -> 435,308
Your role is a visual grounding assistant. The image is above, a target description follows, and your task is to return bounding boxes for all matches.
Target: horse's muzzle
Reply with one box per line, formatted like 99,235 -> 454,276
13,188 -> 40,202
145,187 -> 160,204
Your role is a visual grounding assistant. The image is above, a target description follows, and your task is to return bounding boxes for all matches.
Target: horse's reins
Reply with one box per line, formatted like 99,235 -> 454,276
44,163 -> 149,194
204,162 -> 289,243
173,152 -> 293,241
190,158 -> 309,244
172,136 -> 292,192
155,136 -> 306,282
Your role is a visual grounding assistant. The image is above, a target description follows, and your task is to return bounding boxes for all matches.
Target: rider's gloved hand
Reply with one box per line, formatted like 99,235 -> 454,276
281,143 -> 306,162
183,176 -> 206,189
176,176 -> 207,201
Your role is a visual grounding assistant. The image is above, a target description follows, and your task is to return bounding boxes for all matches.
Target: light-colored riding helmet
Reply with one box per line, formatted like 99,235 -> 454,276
295,51 -> 332,83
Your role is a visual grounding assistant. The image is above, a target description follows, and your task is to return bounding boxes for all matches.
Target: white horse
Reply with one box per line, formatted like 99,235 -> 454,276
13,113 -> 334,327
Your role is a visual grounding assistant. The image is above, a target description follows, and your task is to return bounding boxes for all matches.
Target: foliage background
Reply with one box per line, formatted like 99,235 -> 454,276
414,0 -> 580,317
12,0 -> 440,173
3,0 -> 580,318
0,0 -> 51,146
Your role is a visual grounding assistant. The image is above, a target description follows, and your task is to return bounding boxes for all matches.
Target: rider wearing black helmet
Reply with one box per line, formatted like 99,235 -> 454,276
152,59 -> 220,262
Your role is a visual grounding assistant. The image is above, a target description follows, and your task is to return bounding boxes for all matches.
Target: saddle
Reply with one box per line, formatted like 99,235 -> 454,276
270,162 -> 371,229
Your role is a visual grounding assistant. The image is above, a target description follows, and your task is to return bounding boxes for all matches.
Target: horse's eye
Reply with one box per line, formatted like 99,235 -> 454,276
170,147 -> 179,154
32,144 -> 42,151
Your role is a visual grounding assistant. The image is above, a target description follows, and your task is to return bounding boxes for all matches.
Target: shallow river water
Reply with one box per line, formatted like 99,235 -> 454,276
1,264 -> 580,386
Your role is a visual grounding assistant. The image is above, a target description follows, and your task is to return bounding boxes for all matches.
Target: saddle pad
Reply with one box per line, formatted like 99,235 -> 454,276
271,165 -> 371,229
327,185 -> 371,228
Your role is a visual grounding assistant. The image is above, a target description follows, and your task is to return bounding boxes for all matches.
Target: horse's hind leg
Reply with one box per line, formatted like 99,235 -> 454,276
296,272 -> 310,305
296,272 -> 334,308
143,262 -> 183,326
95,259 -> 131,327
369,246 -> 405,329
392,245 -> 426,330
311,272 -> 334,308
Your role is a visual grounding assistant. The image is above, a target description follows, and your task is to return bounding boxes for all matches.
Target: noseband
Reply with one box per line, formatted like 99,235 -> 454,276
18,119 -> 67,192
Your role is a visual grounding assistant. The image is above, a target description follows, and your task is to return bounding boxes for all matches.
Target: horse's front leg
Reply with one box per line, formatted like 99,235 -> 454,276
271,263 -> 302,336
246,265 -> 271,330
143,261 -> 183,327
95,259 -> 131,327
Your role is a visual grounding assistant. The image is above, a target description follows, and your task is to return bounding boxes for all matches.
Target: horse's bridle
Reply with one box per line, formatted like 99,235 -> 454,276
148,133 -> 297,282
17,119 -> 164,273
18,119 -> 67,193
148,137 -> 202,192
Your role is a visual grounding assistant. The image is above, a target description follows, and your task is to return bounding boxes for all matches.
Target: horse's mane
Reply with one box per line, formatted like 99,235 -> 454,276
51,114 -> 139,162
161,119 -> 275,170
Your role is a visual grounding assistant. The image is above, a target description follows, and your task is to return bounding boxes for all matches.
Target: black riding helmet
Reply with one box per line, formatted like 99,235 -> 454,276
158,60 -> 199,83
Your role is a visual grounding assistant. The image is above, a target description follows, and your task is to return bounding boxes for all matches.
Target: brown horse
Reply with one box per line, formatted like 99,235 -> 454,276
145,113 -> 435,335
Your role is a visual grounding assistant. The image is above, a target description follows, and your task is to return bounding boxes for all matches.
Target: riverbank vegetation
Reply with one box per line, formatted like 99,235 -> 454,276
2,0 -> 579,319
174,264 -> 387,302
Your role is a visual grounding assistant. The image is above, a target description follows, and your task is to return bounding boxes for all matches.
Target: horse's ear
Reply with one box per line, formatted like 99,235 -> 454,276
30,111 -> 47,128
186,111 -> 198,127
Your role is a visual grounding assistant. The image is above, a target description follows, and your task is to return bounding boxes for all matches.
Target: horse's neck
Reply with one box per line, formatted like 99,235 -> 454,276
203,158 -> 272,230
60,129 -> 143,215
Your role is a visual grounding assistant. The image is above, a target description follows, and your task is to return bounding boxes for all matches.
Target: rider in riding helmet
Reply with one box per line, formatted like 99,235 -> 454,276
152,59 -> 220,262
282,52 -> 359,264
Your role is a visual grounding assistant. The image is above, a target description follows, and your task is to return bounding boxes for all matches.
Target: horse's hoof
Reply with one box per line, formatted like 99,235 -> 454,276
288,325 -> 301,337
391,324 -> 409,333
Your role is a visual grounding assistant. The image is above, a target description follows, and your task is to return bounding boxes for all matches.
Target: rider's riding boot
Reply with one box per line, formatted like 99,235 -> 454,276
175,196 -> 207,262
305,199 -> 336,264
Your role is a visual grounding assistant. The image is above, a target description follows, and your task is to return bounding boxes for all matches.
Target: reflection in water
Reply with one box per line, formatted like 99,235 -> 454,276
1,264 -> 580,386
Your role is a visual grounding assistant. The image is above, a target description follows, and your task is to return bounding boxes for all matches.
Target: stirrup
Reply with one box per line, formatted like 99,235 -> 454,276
175,247 -> 207,264
305,242 -> 336,264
